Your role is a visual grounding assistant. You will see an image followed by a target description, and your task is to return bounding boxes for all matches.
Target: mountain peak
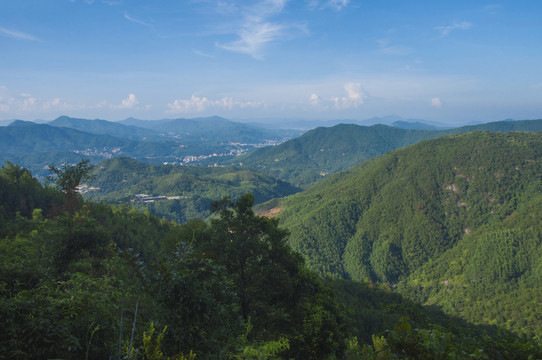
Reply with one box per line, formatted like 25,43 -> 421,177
8,120 -> 38,127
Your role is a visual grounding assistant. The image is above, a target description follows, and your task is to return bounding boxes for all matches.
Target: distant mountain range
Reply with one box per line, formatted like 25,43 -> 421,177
0,116 -> 303,177
238,118 -> 542,188
118,115 -> 303,144
239,115 -> 452,130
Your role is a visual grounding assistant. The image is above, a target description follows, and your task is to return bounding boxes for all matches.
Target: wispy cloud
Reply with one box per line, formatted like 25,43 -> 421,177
0,25 -> 39,41
124,13 -> 152,27
377,39 -> 413,56
484,4 -> 502,15
193,49 -> 215,58
70,0 -> 101,4
434,21 -> 472,37
217,0 -> 307,59
219,22 -> 286,59
327,0 -> 350,11
431,97 -> 442,107
167,94 -> 264,113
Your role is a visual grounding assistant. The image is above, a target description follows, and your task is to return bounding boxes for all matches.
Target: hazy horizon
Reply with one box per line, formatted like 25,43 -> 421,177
2,1 -> 542,125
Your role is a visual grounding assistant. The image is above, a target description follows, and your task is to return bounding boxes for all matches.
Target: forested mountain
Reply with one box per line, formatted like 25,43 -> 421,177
85,157 -> 301,223
1,161 -> 540,359
2,120 -> 138,153
260,131 -> 542,342
239,119 -> 542,188
0,121 -> 180,177
48,115 -> 161,141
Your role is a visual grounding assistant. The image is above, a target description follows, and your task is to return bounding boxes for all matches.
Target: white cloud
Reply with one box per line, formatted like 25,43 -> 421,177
334,82 -> 367,109
309,93 -> 320,106
217,0 -> 307,59
42,98 -> 74,111
308,93 -> 329,110
0,26 -> 39,41
434,21 -> 472,37
168,95 -> 209,113
309,82 -> 368,110
21,94 -> 37,110
167,95 -> 264,113
431,97 -> 442,107
117,93 -> 140,109
0,87 -> 87,115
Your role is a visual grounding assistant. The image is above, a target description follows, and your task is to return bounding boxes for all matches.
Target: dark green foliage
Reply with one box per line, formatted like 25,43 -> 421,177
154,244 -> 242,357
0,274 -> 122,359
0,164 -> 349,359
0,162 -> 61,221
199,194 -> 347,358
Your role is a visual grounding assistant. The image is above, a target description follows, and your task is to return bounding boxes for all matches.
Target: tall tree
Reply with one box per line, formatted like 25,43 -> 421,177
48,159 -> 94,213
203,194 -> 346,358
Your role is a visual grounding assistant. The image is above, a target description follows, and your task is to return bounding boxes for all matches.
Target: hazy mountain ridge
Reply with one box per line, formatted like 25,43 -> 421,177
118,115 -> 303,144
48,115 -> 161,141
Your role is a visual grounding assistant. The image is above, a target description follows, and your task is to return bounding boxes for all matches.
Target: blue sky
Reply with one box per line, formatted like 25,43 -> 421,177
1,0 -> 541,125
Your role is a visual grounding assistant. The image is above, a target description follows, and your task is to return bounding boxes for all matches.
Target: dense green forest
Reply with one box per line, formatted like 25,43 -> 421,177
263,131 -> 542,343
239,119 -> 542,188
85,157 -> 301,223
2,161 -> 540,359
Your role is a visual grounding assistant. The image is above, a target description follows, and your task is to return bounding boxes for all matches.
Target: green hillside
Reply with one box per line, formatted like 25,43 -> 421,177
239,119 -> 542,188
265,131 -> 542,341
2,161 -> 540,359
86,157 -> 301,223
